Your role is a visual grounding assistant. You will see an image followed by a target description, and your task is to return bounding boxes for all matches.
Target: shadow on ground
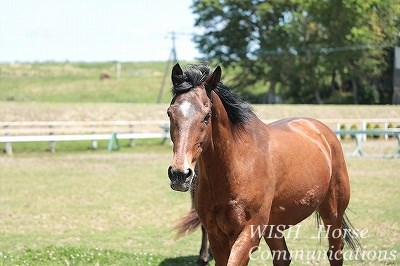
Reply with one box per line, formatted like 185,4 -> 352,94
159,255 -> 200,265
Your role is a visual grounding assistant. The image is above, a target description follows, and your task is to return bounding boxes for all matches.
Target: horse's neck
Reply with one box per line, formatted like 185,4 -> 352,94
207,95 -> 237,174
199,112 -> 269,198
199,91 -> 264,202
199,135 -> 234,202
199,121 -> 250,203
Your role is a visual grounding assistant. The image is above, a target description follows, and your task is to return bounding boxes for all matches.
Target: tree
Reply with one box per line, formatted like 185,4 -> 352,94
192,0 -> 400,104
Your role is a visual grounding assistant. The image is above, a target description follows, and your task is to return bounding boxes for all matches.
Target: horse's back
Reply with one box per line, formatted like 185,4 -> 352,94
268,117 -> 341,152
269,117 -> 330,133
268,117 -> 348,169
266,117 -> 338,173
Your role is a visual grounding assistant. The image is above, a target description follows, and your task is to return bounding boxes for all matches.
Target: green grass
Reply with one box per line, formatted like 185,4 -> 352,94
0,152 -> 202,265
1,61 -> 399,111
6,138 -> 171,154
0,246 -> 201,266
0,246 -> 173,266
0,62 -> 188,103
0,150 -> 399,265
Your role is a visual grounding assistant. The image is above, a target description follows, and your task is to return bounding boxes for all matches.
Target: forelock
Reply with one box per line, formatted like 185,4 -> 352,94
172,63 -> 211,95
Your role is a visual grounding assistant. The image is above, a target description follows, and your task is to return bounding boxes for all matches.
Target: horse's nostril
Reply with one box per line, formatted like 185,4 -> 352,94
168,166 -> 175,181
185,168 -> 193,179
168,166 -> 193,182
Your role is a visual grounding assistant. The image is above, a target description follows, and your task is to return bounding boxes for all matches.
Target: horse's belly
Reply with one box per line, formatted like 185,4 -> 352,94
273,161 -> 330,223
269,191 -> 325,226
267,121 -> 333,225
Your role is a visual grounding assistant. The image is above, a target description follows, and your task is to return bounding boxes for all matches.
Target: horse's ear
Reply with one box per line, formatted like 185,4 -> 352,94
210,90 -> 231,133
205,66 -> 221,93
171,63 -> 183,86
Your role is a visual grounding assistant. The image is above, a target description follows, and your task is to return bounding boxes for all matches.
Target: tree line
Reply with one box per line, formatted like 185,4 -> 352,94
191,0 -> 400,104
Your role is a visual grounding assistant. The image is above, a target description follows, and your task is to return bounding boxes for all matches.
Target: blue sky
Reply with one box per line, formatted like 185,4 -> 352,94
0,0 -> 200,62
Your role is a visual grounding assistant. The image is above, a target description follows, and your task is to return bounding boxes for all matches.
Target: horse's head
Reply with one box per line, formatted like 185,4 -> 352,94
167,63 -> 221,192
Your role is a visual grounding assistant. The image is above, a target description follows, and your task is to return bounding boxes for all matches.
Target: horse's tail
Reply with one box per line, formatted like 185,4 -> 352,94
341,213 -> 363,252
315,212 -> 363,252
174,207 -> 201,238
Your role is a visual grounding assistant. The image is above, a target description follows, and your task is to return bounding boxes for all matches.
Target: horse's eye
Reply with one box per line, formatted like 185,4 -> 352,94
203,112 -> 211,124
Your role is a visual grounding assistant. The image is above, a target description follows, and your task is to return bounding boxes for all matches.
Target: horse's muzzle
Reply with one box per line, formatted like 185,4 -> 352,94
168,166 -> 193,192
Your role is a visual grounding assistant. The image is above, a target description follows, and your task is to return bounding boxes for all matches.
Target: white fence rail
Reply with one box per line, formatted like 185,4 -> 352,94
0,120 -> 169,135
0,133 -> 168,143
0,132 -> 170,155
2,118 -> 399,135
0,121 -> 170,155
1,118 -> 400,155
334,129 -> 400,158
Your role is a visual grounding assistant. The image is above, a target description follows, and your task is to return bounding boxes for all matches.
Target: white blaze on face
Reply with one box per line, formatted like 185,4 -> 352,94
179,101 -> 193,118
183,159 -> 190,173
178,101 -> 194,174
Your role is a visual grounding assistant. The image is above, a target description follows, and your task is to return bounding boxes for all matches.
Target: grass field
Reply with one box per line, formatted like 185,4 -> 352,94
1,62 -> 399,122
0,62 -> 182,104
0,61 -> 399,110
0,147 -> 399,266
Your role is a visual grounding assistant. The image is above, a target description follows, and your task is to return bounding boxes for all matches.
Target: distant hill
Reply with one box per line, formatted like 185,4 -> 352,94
0,61 -> 190,103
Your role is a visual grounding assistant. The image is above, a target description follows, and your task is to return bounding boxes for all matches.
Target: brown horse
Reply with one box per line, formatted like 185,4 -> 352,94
167,63 -> 361,266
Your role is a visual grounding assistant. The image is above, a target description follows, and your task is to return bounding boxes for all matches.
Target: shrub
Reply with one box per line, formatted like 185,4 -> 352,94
339,124 -> 347,140
387,123 -> 400,138
350,124 -> 358,139
373,124 -> 381,139
366,123 -> 376,139
387,123 -> 394,138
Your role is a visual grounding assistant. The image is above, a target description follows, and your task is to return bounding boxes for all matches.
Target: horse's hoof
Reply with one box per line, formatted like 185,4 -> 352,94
196,258 -> 209,266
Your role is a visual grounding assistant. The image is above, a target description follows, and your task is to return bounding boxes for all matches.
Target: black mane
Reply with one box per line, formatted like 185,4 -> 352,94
172,63 -> 254,125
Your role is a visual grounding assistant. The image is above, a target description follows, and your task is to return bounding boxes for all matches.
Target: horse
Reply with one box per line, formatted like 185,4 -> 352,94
167,63 -> 361,266
99,72 -> 110,80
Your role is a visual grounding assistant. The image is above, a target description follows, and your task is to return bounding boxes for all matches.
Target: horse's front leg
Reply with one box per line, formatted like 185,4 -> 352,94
208,233 -> 230,266
227,225 -> 262,266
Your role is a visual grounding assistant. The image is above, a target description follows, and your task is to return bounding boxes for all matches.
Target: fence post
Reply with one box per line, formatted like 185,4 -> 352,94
129,125 -> 135,147
336,122 -> 341,140
49,139 -> 56,153
160,124 -> 171,145
108,133 -> 120,152
4,133 -> 12,155
362,120 -> 367,141
3,126 -> 13,155
384,121 -> 388,140
91,125 -> 98,150
5,142 -> 12,155
116,62 -> 121,79
91,139 -> 98,150
351,134 -> 364,157
49,125 -> 56,153
129,138 -> 135,147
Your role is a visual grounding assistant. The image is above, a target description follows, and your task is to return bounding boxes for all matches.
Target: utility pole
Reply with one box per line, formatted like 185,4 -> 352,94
393,46 -> 400,104
157,32 -> 178,103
